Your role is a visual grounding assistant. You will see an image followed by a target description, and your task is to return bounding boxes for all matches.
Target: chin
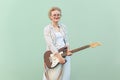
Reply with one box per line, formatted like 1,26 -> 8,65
54,20 -> 59,23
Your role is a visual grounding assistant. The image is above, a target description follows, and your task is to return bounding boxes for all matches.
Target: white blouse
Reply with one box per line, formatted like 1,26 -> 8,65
44,23 -> 69,54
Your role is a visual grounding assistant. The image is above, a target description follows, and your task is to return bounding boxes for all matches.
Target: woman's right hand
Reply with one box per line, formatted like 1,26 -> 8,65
54,53 -> 66,64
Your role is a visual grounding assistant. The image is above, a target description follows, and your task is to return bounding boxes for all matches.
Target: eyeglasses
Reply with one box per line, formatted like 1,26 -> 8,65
51,14 -> 61,17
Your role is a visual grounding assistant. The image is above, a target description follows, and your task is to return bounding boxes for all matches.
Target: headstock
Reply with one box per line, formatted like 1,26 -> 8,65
90,42 -> 102,48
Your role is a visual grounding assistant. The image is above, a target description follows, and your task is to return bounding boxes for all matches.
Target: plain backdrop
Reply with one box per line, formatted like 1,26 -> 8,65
0,0 -> 120,80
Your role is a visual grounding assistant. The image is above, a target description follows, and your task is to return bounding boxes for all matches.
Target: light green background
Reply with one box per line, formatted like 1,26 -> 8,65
0,0 -> 120,80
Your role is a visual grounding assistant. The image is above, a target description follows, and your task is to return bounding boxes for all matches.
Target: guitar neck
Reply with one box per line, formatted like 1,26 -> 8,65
61,45 -> 90,57
70,45 -> 90,53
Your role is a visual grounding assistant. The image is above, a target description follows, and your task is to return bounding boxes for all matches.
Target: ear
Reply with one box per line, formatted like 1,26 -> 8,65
49,16 -> 53,20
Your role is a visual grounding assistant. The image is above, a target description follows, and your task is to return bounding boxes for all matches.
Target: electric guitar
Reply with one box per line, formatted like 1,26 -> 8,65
44,42 -> 101,69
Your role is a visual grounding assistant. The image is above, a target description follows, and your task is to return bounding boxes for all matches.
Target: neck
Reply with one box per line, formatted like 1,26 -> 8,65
52,22 -> 59,28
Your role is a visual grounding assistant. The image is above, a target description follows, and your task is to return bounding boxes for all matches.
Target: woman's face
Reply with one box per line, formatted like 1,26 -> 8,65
50,10 -> 61,23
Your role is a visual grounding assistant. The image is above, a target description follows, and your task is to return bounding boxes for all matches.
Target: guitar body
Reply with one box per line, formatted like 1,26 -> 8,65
44,47 -> 67,69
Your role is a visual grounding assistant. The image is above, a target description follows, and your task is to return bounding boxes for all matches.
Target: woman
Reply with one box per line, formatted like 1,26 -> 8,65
43,7 -> 72,80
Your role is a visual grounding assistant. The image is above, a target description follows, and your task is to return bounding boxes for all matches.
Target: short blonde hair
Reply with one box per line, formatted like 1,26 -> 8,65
48,7 -> 61,19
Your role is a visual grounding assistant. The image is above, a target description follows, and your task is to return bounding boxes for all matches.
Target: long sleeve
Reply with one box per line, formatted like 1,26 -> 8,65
44,26 -> 58,54
60,24 -> 70,48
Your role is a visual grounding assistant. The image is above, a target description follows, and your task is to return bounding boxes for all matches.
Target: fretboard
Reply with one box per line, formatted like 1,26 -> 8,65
70,45 -> 90,53
61,45 -> 90,57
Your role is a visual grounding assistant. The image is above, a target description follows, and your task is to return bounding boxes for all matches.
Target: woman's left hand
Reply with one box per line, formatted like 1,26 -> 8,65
67,50 -> 72,56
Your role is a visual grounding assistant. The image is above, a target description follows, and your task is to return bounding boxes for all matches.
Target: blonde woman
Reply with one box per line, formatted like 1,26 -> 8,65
43,7 -> 72,80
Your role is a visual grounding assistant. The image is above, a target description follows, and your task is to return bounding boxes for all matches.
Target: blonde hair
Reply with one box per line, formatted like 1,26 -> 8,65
48,7 -> 61,19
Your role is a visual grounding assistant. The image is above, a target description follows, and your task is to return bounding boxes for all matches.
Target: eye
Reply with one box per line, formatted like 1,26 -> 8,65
52,14 -> 61,17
